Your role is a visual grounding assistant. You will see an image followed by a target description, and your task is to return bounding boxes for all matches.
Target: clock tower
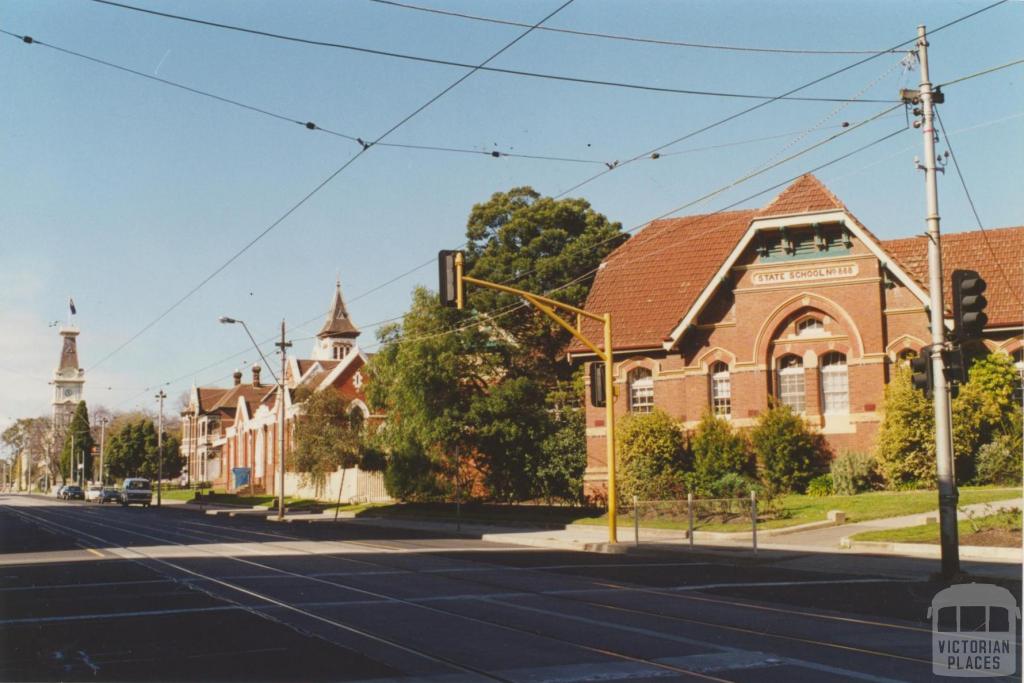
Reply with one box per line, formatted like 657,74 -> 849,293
51,326 -> 85,437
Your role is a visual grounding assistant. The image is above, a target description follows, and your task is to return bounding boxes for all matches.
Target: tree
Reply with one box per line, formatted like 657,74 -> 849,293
689,413 -> 753,495
463,187 -> 626,381
537,408 -> 587,505
368,287 -> 507,500
875,366 -> 936,487
952,353 -> 1022,483
104,418 -> 179,482
60,401 -> 94,483
616,409 -> 689,500
2,416 -> 53,488
292,388 -> 363,497
750,405 -> 825,494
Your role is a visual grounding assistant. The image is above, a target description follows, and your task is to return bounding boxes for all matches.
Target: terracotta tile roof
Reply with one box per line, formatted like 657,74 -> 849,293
296,359 -> 340,377
756,173 -> 846,218
574,209 -> 756,351
883,226 -> 1024,327
195,387 -> 229,413
209,384 -> 276,414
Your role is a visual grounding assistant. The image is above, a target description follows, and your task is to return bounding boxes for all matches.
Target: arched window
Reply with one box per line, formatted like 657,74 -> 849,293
896,348 -> 918,366
710,361 -> 731,418
796,317 -> 824,336
820,352 -> 849,414
777,355 -> 805,413
628,368 -> 654,413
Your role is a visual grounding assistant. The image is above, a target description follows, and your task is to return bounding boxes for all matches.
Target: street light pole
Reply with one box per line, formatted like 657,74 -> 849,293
98,417 -> 108,486
275,320 -> 292,521
156,390 -> 166,507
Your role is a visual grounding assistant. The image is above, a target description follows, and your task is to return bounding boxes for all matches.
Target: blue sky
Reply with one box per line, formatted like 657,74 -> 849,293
1,0 -> 1022,432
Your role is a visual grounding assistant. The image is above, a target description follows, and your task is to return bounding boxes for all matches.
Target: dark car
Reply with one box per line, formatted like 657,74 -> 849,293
62,485 -> 85,500
99,487 -> 122,504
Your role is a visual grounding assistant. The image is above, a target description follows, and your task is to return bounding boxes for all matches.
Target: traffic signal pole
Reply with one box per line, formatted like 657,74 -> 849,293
447,251 -> 620,543
916,25 -> 960,578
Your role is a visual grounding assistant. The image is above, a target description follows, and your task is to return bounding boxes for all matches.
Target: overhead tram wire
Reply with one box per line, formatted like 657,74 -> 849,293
934,107 -> 1023,308
368,0 -> 897,56
85,0 -> 891,104
84,0 -> 578,375
552,0 -> 1010,199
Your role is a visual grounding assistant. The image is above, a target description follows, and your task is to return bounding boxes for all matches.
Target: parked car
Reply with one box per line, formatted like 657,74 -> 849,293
85,485 -> 103,503
120,478 -> 152,507
62,485 -> 84,501
55,485 -> 67,498
98,487 -> 122,504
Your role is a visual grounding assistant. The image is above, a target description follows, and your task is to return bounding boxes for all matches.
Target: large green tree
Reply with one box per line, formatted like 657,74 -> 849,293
463,187 -> 626,381
292,388 -> 364,496
105,418 -> 181,483
60,402 -> 94,484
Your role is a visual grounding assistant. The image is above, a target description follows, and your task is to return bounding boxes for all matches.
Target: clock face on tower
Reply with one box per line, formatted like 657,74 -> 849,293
63,388 -> 73,398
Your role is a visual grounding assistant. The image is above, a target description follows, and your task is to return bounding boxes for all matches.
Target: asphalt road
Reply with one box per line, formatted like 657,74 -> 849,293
0,495 -> 1020,682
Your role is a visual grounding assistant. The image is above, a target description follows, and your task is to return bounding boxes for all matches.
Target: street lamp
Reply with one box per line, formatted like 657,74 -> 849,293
98,417 -> 109,486
220,317 -> 290,520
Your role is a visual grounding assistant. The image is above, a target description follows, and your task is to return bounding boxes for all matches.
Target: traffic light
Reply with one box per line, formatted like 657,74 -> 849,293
438,250 -> 460,308
589,362 -> 606,407
952,269 -> 987,341
910,352 -> 933,398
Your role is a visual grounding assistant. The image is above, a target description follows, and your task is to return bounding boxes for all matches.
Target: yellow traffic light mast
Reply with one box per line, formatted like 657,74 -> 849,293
442,251 -> 619,544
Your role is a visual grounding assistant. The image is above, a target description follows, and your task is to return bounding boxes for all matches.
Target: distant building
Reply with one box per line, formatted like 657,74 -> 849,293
180,281 -> 386,501
50,325 -> 84,440
570,174 -> 1023,498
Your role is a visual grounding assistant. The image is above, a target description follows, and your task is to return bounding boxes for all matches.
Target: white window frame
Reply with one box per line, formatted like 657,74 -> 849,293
820,352 -> 849,415
796,317 -> 824,337
710,361 -> 731,418
628,368 -> 654,414
777,355 -> 805,413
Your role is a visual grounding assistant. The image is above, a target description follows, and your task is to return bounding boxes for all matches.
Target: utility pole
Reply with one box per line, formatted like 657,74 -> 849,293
98,417 -> 108,486
156,390 -> 166,507
909,25 -> 959,578
275,320 -> 291,521
71,432 -> 75,486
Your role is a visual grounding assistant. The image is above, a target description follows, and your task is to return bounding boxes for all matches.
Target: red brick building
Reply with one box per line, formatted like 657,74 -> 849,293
570,175 -> 1023,497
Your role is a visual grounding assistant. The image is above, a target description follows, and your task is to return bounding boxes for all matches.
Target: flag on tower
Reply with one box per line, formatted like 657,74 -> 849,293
69,298 -> 76,315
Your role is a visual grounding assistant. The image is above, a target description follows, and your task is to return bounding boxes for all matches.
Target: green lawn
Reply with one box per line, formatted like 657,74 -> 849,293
851,509 -> 1023,545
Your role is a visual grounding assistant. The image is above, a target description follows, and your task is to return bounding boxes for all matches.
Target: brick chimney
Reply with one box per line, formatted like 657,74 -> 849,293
252,364 -> 262,387
233,370 -> 242,386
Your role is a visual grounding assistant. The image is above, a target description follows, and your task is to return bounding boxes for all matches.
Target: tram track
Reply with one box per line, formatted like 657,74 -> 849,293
11,503 -> 947,680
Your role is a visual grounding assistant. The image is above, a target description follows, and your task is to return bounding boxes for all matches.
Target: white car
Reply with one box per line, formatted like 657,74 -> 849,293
85,485 -> 103,502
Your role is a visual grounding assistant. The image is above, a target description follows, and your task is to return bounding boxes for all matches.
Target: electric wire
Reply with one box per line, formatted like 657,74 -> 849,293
368,0 -> 897,55
936,56 -> 1024,88
934,107 -> 1024,308
84,0 -> 578,375
553,0 -> 1010,199
85,0 -> 894,104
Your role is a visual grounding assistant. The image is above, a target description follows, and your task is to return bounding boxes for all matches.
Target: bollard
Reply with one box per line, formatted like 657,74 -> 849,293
750,489 -> 758,554
687,492 -> 694,549
633,495 -> 639,547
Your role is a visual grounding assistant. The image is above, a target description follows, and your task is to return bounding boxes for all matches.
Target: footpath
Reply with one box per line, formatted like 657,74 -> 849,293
160,495 -> 1023,580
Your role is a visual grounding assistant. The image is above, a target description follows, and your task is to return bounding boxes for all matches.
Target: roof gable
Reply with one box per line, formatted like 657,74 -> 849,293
757,173 -> 846,218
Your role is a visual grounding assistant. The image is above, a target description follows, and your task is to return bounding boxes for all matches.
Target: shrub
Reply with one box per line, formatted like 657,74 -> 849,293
975,433 -> 1023,485
806,474 -> 834,497
708,472 -> 757,499
749,404 -> 826,494
690,413 -> 753,495
830,451 -> 881,495
875,366 -> 935,487
617,409 -> 689,501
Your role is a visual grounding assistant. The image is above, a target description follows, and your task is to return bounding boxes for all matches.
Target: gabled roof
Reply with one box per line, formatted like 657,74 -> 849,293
195,387 -> 229,413
576,209 -> 756,351
318,281 -> 360,338
883,226 -> 1024,327
209,383 -> 275,415
571,174 -> 1021,356
756,173 -> 846,218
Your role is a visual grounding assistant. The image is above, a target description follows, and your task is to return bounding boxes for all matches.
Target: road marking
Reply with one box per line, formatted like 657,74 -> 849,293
0,605 -> 243,625
666,577 -> 910,592
85,547 -> 104,558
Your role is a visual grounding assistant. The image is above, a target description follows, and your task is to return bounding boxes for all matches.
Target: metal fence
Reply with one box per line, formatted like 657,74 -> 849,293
622,492 -> 763,551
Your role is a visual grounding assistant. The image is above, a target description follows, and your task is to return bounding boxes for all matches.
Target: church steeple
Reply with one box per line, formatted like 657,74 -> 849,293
313,280 -> 360,361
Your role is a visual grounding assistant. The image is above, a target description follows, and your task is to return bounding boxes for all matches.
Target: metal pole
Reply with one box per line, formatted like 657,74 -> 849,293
603,313 -> 618,544
687,492 -> 694,549
71,433 -> 75,485
633,494 -> 639,547
455,444 -> 462,533
917,25 -> 959,578
751,490 -> 758,554
99,418 -> 106,486
156,390 -> 166,507
276,320 -> 291,521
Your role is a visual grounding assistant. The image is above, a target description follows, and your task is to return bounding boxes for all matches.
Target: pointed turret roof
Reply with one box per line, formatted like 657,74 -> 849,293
317,280 -> 360,339
57,328 -> 80,372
